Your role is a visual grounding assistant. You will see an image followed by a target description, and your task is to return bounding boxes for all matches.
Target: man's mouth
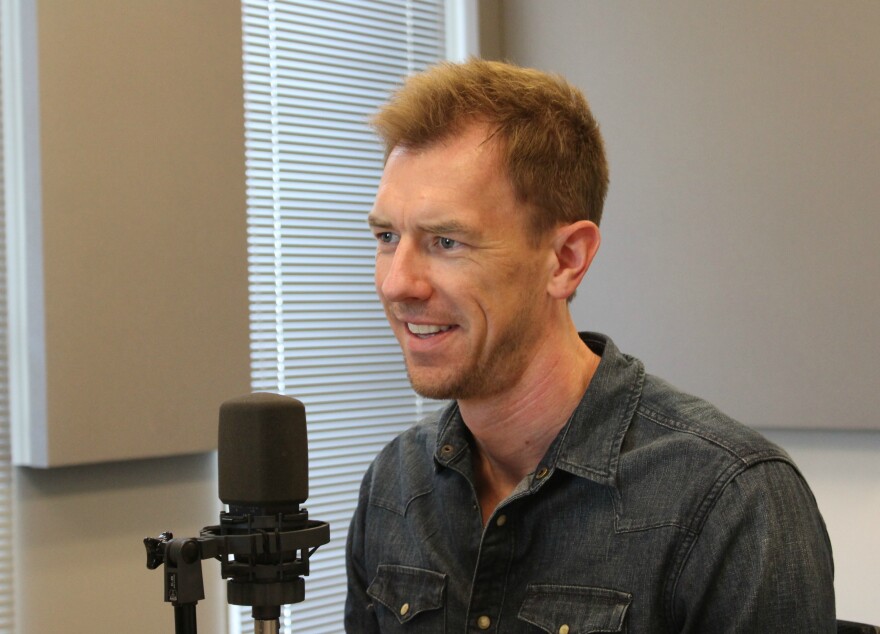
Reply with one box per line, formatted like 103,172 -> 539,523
406,323 -> 454,338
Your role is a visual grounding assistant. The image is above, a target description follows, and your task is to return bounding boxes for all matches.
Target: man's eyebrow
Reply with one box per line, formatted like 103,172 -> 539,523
419,219 -> 474,236
367,215 -> 478,238
366,214 -> 391,229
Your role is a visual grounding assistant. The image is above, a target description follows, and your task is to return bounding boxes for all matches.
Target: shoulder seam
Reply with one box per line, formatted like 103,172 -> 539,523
637,403 -> 787,466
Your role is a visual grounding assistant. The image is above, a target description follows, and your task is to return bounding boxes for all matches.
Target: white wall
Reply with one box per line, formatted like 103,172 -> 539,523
496,0 -> 879,624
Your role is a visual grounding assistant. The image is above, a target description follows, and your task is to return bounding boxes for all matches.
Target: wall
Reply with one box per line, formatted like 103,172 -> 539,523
12,0 -> 251,467
506,0 -> 879,432
14,454 -> 225,633
11,0 -> 250,630
494,0 -> 879,624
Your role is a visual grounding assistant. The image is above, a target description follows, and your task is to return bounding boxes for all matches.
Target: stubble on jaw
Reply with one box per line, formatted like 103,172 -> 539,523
400,264 -> 548,402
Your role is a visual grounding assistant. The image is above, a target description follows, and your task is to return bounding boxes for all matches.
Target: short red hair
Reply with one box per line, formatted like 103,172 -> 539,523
372,59 -> 609,237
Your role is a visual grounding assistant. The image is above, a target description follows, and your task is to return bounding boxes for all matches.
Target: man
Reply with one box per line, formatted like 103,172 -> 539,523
346,59 -> 835,632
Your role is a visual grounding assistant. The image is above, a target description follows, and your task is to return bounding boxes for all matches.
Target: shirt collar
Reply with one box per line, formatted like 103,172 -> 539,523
550,333 -> 644,488
434,332 -> 644,490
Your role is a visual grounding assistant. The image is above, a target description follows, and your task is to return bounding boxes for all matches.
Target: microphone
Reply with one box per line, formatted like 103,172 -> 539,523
145,393 -> 329,634
218,391 -> 310,512
208,392 -> 330,631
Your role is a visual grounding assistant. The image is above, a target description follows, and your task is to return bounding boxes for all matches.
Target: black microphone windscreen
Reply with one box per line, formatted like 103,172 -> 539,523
218,392 -> 309,508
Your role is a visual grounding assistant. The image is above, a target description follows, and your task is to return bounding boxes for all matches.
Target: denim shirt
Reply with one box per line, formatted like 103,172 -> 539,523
345,333 -> 835,633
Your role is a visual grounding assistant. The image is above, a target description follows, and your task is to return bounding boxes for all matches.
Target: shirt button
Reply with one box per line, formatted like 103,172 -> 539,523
496,514 -> 507,527
477,615 -> 491,629
399,603 -> 410,616
559,625 -> 570,634
535,466 -> 549,479
440,444 -> 454,456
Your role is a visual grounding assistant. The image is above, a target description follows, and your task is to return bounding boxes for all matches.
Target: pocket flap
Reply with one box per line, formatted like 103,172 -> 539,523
367,564 -> 446,624
518,584 -> 632,633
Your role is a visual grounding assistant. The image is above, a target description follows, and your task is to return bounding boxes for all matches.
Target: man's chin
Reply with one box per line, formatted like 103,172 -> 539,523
406,365 -> 495,401
406,367 -> 462,401
409,377 -> 458,401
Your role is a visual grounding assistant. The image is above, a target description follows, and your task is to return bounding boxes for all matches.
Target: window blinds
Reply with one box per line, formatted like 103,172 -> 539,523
239,1 -> 447,631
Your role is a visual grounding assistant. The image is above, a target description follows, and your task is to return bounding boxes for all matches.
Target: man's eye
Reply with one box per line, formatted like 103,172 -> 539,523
377,232 -> 396,244
438,237 -> 458,249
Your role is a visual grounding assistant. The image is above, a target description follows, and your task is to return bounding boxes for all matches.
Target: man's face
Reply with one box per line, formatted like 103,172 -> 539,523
368,124 -> 554,401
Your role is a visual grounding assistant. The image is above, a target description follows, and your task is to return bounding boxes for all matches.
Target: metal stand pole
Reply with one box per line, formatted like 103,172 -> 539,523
174,604 -> 197,634
254,618 -> 280,634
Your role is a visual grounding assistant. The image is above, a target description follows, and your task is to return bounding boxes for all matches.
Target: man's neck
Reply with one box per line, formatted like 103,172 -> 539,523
459,325 -> 600,524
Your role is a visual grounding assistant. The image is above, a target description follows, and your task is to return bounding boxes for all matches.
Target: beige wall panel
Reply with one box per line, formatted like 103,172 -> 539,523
34,0 -> 250,465
501,0 -> 880,431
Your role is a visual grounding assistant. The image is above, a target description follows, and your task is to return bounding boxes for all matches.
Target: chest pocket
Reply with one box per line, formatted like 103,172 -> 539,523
517,584 -> 632,633
367,564 -> 446,628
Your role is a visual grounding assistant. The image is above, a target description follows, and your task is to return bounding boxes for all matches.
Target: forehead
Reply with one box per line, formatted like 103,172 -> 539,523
371,124 -> 516,224
390,123 -> 505,182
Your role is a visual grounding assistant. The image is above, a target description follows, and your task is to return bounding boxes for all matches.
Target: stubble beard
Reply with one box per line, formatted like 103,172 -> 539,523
403,299 -> 541,402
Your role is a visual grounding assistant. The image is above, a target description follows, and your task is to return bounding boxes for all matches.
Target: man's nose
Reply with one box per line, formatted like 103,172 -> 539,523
378,241 -> 432,303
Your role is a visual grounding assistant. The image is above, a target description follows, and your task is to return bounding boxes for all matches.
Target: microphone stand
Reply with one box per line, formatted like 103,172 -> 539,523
145,506 -> 329,634
145,392 -> 328,633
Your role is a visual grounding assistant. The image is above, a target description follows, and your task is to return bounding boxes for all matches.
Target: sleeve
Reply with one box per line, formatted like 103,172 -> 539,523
672,459 -> 836,633
345,462 -> 381,633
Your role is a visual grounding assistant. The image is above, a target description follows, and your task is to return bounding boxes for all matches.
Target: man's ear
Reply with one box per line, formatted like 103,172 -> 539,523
546,220 -> 601,301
